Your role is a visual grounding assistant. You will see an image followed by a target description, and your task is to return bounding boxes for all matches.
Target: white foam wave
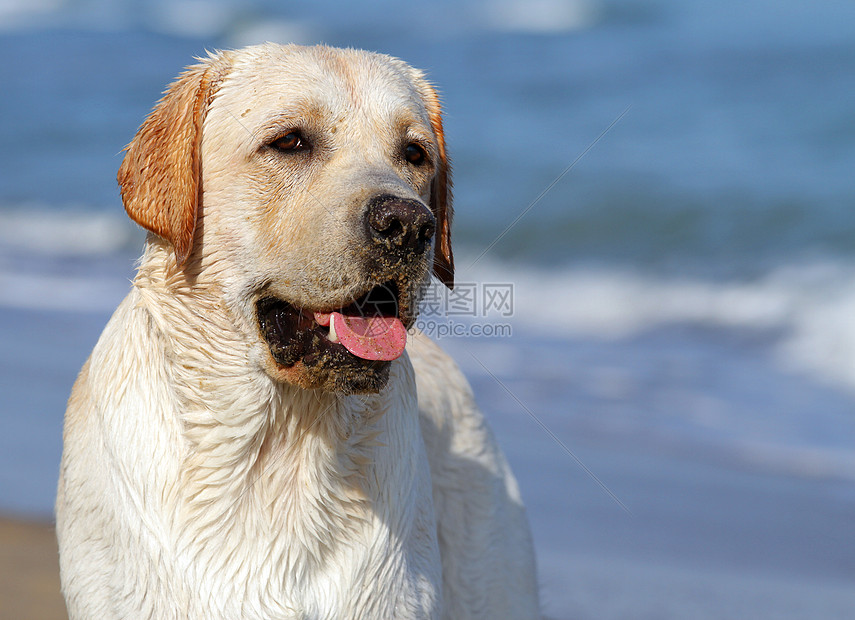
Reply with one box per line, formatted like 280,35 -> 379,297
478,0 -> 599,33
458,258 -> 855,393
0,208 -> 136,312
0,0 -> 62,30
148,0 -> 236,38
0,269 -> 130,313
0,208 -> 139,256
226,19 -> 320,49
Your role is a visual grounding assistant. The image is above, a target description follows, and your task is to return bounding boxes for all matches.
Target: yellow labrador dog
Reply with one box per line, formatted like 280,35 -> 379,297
56,43 -> 539,619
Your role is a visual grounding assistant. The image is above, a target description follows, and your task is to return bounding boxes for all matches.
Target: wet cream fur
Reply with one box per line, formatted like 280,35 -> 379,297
56,44 -> 539,619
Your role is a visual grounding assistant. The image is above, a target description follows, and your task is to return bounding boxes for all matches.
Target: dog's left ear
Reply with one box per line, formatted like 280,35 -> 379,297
117,55 -> 230,266
420,82 -> 454,289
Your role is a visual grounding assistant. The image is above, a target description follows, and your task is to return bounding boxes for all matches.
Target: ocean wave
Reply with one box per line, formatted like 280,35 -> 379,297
476,0 -> 599,33
0,207 -> 137,312
0,0 -> 61,30
0,207 -> 140,256
0,269 -> 130,313
447,258 -> 855,483
452,257 -> 855,393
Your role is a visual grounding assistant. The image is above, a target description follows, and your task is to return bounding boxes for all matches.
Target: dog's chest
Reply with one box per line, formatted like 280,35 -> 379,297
182,518 -> 439,619
174,481 -> 442,620
172,403 -> 442,619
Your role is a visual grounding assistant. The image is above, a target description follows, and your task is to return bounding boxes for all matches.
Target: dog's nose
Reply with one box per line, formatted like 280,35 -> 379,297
366,195 -> 436,255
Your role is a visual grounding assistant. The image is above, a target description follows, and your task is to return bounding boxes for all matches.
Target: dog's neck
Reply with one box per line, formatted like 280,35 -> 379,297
130,242 -> 417,587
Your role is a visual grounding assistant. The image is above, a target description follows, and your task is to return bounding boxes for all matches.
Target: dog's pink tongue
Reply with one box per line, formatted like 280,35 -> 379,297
330,312 -> 407,361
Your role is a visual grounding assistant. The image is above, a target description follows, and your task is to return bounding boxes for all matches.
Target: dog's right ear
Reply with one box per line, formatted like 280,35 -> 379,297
418,81 -> 454,290
117,56 -> 229,266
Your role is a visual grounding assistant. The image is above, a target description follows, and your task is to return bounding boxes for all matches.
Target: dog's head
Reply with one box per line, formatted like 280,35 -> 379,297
118,44 -> 453,394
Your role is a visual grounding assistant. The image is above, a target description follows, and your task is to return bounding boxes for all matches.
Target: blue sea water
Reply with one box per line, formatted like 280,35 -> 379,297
1,1 -> 855,617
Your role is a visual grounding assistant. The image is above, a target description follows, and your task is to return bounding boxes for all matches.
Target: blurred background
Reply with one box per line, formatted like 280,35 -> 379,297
1,0 -> 855,617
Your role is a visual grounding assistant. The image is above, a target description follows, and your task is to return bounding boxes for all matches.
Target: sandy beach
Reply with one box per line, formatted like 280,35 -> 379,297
0,516 -> 65,619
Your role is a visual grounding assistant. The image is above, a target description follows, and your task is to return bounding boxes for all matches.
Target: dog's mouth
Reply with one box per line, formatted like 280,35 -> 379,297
256,281 -> 410,392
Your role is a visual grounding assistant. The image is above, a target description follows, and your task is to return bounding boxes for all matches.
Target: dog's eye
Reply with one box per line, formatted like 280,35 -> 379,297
270,131 -> 309,152
404,143 -> 427,166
